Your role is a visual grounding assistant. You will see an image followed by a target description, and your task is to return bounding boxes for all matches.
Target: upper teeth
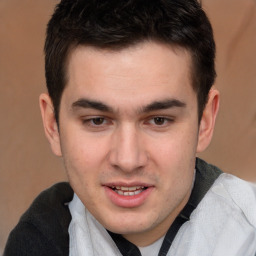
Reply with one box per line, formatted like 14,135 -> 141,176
112,186 -> 144,191
110,186 -> 146,196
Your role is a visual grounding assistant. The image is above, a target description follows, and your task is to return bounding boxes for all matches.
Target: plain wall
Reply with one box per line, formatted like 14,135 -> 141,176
0,0 -> 255,253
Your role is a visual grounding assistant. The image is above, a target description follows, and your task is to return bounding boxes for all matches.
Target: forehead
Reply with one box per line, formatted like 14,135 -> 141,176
63,41 -> 195,110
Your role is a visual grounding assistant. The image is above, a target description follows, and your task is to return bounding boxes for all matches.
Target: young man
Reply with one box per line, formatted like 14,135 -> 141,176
4,0 -> 256,255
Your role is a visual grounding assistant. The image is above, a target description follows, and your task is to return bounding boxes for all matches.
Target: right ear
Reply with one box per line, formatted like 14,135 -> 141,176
39,93 -> 62,156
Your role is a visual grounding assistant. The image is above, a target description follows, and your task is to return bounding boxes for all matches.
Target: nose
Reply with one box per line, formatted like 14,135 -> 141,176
109,124 -> 148,173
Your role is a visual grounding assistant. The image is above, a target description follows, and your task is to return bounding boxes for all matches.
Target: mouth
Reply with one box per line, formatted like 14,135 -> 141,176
103,182 -> 153,208
110,186 -> 148,196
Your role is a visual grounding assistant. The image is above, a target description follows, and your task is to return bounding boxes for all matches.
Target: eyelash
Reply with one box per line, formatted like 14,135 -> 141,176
81,116 -> 174,129
82,117 -> 111,126
146,116 -> 174,126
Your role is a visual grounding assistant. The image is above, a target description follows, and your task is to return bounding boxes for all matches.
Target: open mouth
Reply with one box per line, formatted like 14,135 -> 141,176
104,184 -> 153,207
110,186 -> 148,196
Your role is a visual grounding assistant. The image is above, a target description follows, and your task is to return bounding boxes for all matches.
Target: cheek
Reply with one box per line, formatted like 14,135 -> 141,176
60,134 -> 106,206
149,129 -> 198,165
60,130 -> 107,181
63,125 -> 107,158
154,138 -> 196,206
148,128 -> 198,187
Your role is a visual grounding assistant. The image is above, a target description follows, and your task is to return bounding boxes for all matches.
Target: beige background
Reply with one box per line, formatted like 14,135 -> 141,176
0,0 -> 255,253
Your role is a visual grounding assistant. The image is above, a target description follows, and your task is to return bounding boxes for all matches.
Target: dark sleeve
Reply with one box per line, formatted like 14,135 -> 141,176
3,182 -> 73,256
4,222 -> 61,256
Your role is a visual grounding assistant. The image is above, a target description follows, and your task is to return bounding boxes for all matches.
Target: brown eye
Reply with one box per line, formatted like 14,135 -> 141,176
153,117 -> 166,125
92,117 -> 105,125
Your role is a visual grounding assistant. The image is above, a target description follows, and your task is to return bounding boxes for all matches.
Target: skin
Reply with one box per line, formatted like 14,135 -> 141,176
40,41 -> 219,247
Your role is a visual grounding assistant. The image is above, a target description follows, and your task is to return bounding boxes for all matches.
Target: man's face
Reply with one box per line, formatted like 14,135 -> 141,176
50,42 -> 204,245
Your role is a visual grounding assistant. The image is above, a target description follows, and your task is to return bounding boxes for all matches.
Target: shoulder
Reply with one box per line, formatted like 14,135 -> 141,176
170,170 -> 256,255
210,173 -> 256,226
196,158 -> 256,226
4,182 -> 74,256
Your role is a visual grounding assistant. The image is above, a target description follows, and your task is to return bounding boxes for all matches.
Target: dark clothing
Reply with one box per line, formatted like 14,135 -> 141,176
4,158 -> 222,256
4,183 -> 73,256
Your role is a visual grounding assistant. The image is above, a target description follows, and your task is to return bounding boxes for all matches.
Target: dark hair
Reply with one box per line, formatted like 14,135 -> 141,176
45,0 -> 216,122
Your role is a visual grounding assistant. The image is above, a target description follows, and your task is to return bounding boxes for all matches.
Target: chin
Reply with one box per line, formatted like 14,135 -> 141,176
102,212 -> 156,234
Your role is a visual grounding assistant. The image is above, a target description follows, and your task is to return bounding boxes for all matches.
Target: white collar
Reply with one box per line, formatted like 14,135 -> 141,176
68,194 -> 122,256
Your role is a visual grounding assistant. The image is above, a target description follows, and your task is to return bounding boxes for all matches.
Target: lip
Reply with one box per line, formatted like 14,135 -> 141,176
103,182 -> 154,208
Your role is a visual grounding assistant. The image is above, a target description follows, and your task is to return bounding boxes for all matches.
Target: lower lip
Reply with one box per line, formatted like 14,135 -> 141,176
104,186 -> 154,208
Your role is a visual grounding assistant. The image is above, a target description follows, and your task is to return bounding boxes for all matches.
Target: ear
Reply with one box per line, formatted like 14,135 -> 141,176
39,93 -> 62,156
196,88 -> 220,153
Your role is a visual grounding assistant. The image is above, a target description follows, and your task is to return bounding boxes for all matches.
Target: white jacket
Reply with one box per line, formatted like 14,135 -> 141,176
69,173 -> 256,256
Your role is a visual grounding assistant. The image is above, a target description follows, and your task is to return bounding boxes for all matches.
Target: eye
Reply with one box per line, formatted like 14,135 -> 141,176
82,117 -> 109,127
152,117 -> 166,125
145,116 -> 174,128
91,117 -> 105,125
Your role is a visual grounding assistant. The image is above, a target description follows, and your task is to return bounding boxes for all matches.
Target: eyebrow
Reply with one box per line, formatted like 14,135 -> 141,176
71,98 -> 186,113
141,99 -> 186,113
72,98 -> 114,112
